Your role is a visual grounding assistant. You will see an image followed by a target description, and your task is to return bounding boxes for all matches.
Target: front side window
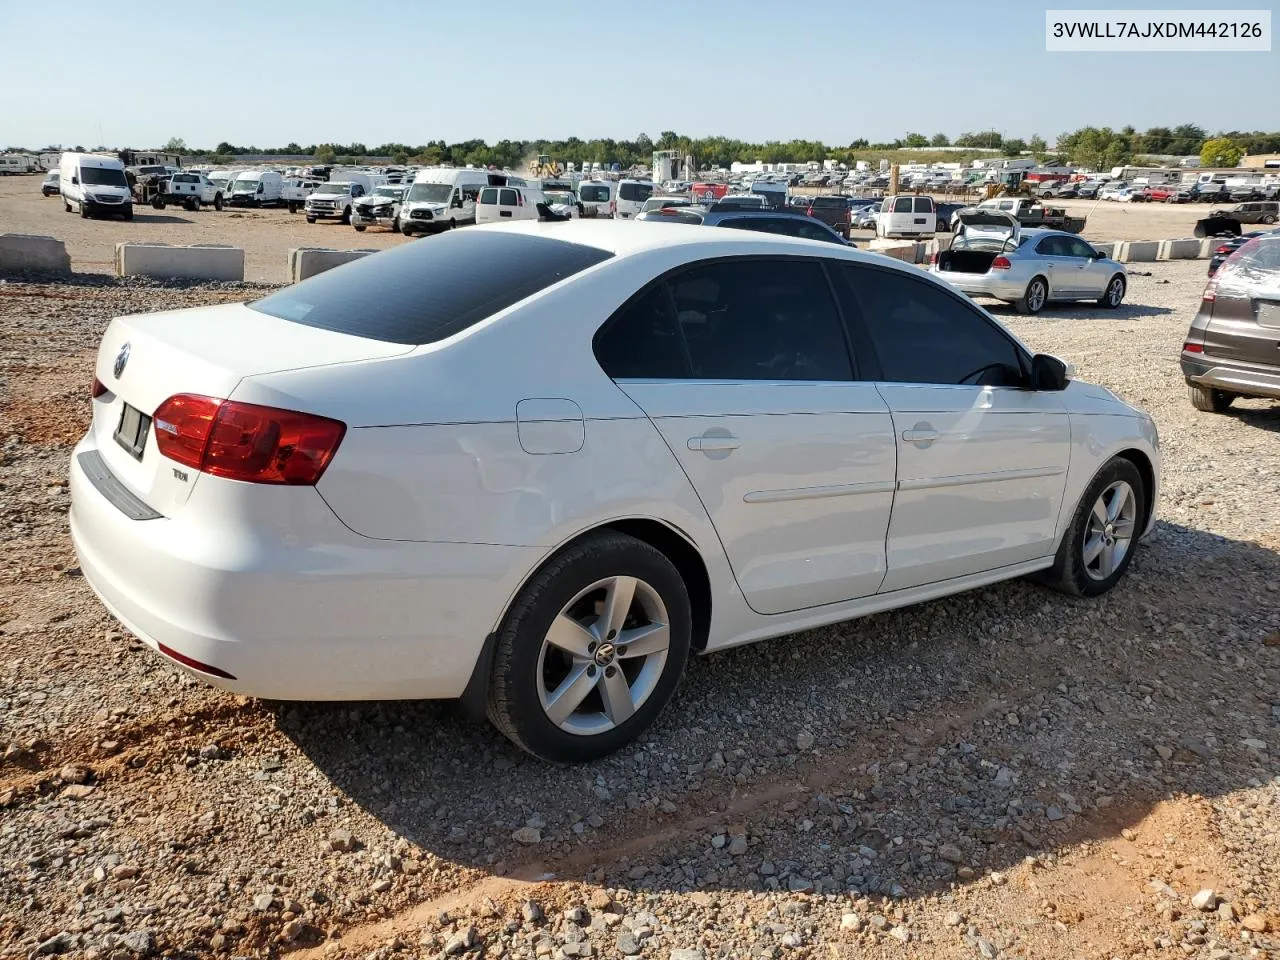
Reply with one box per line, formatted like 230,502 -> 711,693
836,264 -> 1024,387
595,259 -> 852,382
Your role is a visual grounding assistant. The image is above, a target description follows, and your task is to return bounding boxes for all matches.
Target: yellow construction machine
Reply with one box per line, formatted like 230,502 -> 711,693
529,154 -> 563,178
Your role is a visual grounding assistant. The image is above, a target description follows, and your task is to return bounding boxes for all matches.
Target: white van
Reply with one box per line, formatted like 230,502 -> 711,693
615,179 -> 654,219
59,152 -> 133,220
401,167 -> 526,236
577,179 -> 615,218
476,186 -> 580,224
227,170 -> 284,207
877,194 -> 936,239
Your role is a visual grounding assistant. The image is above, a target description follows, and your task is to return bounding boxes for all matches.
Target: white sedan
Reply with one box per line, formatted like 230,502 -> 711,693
70,221 -> 1160,762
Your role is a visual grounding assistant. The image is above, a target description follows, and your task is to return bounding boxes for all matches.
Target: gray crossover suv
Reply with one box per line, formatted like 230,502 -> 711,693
1181,231 -> 1280,412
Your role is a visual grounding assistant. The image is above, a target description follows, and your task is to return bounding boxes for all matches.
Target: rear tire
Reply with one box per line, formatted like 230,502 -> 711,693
305,216 -> 316,224
1036,457 -> 1145,598
64,201 -> 70,213
353,224 -> 366,232
1187,383 -> 1234,413
340,206 -> 351,225
487,532 -> 692,763
1263,214 -> 1277,224
79,203 -> 89,219
1098,274 -> 1125,308
213,194 -> 223,211
1016,276 -> 1048,315
122,205 -> 133,222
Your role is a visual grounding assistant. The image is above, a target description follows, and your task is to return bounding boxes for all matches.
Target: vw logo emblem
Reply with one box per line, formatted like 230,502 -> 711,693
593,642 -> 616,666
114,342 -> 131,379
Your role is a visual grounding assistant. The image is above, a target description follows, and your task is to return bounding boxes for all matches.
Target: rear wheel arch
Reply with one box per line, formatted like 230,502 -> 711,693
498,518 -> 712,654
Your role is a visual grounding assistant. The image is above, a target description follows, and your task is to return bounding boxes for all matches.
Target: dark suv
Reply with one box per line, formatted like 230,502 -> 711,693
1181,232 -> 1280,413
803,195 -> 852,239
635,205 -> 849,245
1211,201 -> 1279,225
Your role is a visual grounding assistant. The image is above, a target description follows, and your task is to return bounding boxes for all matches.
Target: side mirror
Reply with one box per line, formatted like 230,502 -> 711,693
1030,353 -> 1070,391
72,176 -> 79,185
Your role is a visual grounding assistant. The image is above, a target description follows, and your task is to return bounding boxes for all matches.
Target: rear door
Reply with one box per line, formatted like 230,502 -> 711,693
595,257 -> 897,614
1204,235 -> 1280,365
833,262 -> 1070,592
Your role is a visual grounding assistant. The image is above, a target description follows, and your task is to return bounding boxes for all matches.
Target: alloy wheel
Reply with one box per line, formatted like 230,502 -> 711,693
536,576 -> 670,736
1028,279 -> 1046,312
1107,277 -> 1124,306
1082,480 -> 1137,581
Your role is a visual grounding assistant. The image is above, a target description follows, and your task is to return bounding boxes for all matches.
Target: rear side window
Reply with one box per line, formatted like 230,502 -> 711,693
250,232 -> 613,345
595,259 -> 852,382
835,264 -> 1024,386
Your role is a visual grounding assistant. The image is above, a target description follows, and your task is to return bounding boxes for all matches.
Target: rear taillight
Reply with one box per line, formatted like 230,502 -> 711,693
991,256 -> 1012,270
1214,244 -> 1232,254
929,252 -> 939,265
92,376 -> 107,399
1202,280 -> 1217,303
152,394 -> 345,486
1182,342 -> 1204,353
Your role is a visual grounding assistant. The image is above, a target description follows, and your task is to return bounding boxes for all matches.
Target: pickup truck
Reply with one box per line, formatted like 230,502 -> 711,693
282,177 -> 321,214
802,195 -> 851,239
974,197 -> 1086,234
154,173 -> 225,211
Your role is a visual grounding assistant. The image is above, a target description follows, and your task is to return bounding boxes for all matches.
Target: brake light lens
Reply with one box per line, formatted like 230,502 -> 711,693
1182,342 -> 1204,353
929,252 -> 939,265
92,376 -> 107,399
991,256 -> 1012,270
1214,244 -> 1232,254
152,394 -> 345,485
1202,280 -> 1217,303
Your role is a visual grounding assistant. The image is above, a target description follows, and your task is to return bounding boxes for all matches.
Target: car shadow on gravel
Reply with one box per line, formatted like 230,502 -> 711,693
276,518 -> 1279,900
986,303 -> 1174,321
127,214 -> 195,225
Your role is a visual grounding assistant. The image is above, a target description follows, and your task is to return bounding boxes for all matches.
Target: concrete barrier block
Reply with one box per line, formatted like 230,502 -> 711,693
1199,237 -> 1226,258
867,239 -> 920,264
1159,238 -> 1202,260
289,247 -> 378,282
0,233 -> 71,275
116,242 -> 244,281
1115,240 -> 1159,263
1090,241 -> 1116,259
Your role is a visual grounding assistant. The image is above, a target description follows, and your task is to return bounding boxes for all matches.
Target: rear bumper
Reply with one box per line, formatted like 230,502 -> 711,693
931,269 -> 1026,301
69,435 -> 541,702
1181,352 -> 1280,400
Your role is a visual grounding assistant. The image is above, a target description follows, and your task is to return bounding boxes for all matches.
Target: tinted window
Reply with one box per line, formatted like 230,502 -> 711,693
619,182 -> 653,202
667,260 -> 851,381
809,197 -> 844,209
718,217 -> 841,245
499,188 -> 517,205
1035,235 -> 1068,256
593,286 -> 689,379
250,232 -> 613,345
836,264 -> 1024,386
912,197 -> 934,213
478,188 -> 498,204
892,197 -> 912,213
1062,237 -> 1097,258
580,184 -> 610,202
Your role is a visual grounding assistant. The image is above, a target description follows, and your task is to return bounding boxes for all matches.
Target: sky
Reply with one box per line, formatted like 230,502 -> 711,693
1,0 -> 1276,150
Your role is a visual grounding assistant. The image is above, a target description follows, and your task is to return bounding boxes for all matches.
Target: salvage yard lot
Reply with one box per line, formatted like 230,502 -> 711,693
0,177 -> 1231,283
0,263 -> 1278,955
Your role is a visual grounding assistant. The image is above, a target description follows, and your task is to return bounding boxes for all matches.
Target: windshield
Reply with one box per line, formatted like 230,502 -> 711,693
372,186 -> 402,199
81,166 -> 127,187
408,182 -> 453,203
233,178 -> 260,192
580,184 -> 610,202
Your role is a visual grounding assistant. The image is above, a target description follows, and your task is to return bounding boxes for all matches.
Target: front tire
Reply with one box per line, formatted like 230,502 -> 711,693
340,206 -> 351,225
1037,457 -> 1145,598
1098,274 -> 1125,308
1016,276 -> 1048,315
487,532 -> 692,763
214,194 -> 224,211
353,223 -> 366,232
1188,382 -> 1234,413
305,216 -> 316,224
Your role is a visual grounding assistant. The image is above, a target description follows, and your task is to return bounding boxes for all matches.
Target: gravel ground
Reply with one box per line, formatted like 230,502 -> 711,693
1,261 -> 1277,960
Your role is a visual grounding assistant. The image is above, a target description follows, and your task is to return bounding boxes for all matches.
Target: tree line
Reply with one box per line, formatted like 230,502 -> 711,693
14,126 -> 1280,171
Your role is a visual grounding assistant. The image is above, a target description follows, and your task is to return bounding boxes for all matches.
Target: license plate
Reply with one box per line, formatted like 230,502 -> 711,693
113,403 -> 151,461
1257,300 -> 1280,330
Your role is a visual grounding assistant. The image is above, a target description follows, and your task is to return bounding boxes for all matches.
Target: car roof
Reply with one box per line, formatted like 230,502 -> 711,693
473,218 -> 876,261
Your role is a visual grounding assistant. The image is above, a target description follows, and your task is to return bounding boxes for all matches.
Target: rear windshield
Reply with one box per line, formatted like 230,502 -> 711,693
808,197 -> 844,208
619,182 -> 653,202
580,184 -> 610,202
249,232 -> 614,345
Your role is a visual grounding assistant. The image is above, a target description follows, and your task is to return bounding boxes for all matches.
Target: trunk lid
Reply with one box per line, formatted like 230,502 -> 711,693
91,302 -> 411,515
1202,246 -> 1280,364
953,208 -> 1020,244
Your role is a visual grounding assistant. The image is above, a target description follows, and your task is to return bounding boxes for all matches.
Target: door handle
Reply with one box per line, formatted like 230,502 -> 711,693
688,435 -> 740,452
902,425 -> 939,446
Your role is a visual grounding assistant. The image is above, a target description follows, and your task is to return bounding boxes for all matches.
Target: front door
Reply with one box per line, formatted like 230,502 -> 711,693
593,257 -> 897,615
832,261 -> 1071,592
1061,234 -> 1110,296
1033,234 -> 1086,297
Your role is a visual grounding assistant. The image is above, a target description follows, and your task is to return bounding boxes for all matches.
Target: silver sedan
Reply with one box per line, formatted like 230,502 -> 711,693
930,211 -> 1127,315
